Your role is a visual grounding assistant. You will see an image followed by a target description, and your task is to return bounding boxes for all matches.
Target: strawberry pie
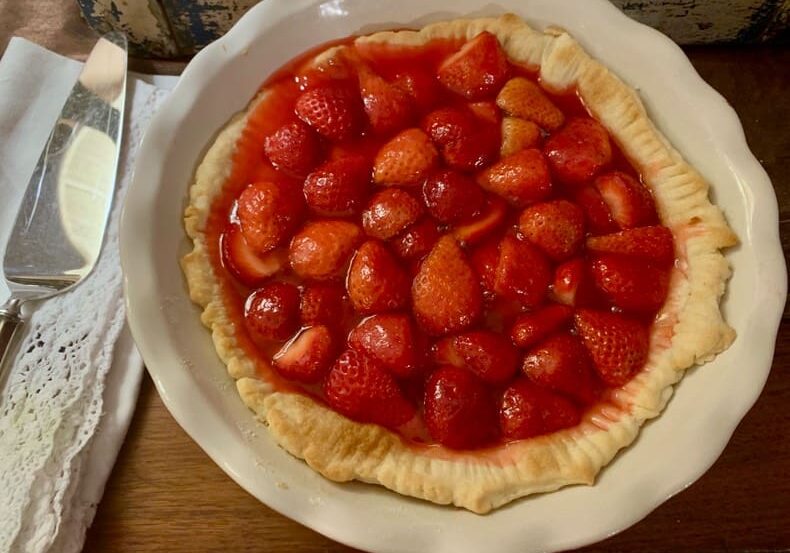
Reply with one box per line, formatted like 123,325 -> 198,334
182,14 -> 736,513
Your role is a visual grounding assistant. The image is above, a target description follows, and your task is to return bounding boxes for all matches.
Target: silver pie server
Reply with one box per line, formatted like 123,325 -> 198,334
0,33 -> 127,375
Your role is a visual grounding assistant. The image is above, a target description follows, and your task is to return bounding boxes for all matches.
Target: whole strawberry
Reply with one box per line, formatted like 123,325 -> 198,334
300,283 -> 345,328
358,66 -> 415,135
477,148 -> 552,207
347,240 -> 410,314
412,236 -> 483,335
437,31 -> 509,100
519,199 -> 585,261
389,218 -> 442,261
574,309 -> 649,386
295,84 -> 363,141
544,117 -> 612,187
496,77 -> 564,131
348,313 -> 422,378
324,349 -> 415,428
244,282 -> 301,341
421,105 -> 477,146
433,330 -> 519,385
362,188 -> 423,240
264,120 -> 323,176
422,169 -> 484,224
590,254 -> 670,313
493,234 -> 551,308
510,304 -> 573,349
289,220 -> 363,280
500,116 -> 541,157
237,181 -> 305,254
499,378 -> 580,440
521,333 -> 598,404
303,155 -> 371,216
373,128 -> 438,186
424,365 -> 499,449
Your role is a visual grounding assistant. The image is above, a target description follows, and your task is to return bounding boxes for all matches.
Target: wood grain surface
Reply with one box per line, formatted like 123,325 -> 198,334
2,2 -> 788,551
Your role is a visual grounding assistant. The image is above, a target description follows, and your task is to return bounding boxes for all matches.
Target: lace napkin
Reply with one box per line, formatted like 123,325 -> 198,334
0,38 -> 173,553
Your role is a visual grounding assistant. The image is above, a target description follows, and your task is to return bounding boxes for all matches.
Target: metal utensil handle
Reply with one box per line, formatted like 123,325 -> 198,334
0,299 -> 23,376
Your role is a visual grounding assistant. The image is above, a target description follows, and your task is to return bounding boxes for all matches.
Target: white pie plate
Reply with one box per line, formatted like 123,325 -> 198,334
120,0 -> 786,551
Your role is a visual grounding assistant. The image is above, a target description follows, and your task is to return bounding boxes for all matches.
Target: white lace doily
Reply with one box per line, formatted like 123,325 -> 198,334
0,39 -> 170,553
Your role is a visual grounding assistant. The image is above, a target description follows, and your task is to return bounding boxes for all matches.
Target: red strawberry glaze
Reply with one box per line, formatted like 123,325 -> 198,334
200,33 -> 683,456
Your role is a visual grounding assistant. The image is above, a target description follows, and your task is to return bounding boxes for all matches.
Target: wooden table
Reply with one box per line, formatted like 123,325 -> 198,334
4,2 -> 789,551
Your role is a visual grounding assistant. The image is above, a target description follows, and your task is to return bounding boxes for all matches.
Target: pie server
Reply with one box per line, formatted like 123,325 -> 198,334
0,33 -> 127,375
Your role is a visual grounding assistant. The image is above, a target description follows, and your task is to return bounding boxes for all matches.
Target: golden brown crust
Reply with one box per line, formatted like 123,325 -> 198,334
182,14 -> 736,514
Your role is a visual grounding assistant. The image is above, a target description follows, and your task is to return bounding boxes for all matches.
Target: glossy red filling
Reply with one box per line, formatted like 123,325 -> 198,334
203,31 -> 675,450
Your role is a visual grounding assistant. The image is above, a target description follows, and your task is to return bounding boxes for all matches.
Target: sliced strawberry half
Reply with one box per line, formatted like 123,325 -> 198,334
300,282 -> 345,328
348,313 -> 422,378
586,225 -> 675,265
493,234 -> 551,308
477,148 -> 552,207
347,240 -> 410,314
244,282 -> 301,341
264,120 -> 323,176
452,196 -> 508,246
550,257 -> 598,307
510,303 -> 573,349
273,325 -> 334,383
574,309 -> 649,386
237,181 -> 305,254
522,333 -> 598,405
412,235 -> 483,336
437,31 -> 509,100
362,188 -> 423,240
221,225 -> 287,287
573,185 -> 618,235
289,220 -> 363,280
303,155 -> 371,216
373,128 -> 438,186
518,199 -> 585,261
590,254 -> 670,312
500,116 -> 541,157
544,117 -> 612,187
594,171 -> 658,229
424,365 -> 499,449
295,84 -> 364,142
422,169 -> 485,224
390,217 -> 442,262
499,378 -> 581,440
496,77 -> 564,131
324,349 -> 415,428
358,66 -> 415,135
433,330 -> 519,385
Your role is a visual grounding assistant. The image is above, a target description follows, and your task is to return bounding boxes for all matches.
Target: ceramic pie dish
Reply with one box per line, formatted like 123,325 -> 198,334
121,0 -> 786,551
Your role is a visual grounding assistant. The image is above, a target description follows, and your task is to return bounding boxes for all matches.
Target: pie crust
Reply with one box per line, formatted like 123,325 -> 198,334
181,14 -> 737,514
